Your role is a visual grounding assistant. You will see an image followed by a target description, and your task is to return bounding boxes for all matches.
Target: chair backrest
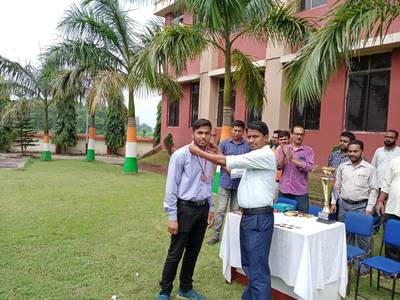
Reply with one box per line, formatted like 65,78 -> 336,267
344,212 -> 373,237
309,205 -> 322,217
383,219 -> 400,248
277,197 -> 298,210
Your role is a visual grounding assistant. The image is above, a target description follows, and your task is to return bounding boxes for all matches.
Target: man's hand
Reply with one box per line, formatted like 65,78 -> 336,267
286,149 -> 293,162
282,145 -> 288,156
168,220 -> 178,235
207,142 -> 219,154
207,212 -> 215,229
365,210 -> 372,215
376,200 -> 385,216
330,204 -> 337,213
189,144 -> 201,156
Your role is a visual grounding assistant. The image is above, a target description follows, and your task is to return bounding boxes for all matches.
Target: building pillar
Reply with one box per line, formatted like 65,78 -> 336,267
263,44 -> 291,132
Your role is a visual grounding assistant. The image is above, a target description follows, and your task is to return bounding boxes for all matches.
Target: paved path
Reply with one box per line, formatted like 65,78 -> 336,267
52,154 -> 124,165
0,153 -> 28,169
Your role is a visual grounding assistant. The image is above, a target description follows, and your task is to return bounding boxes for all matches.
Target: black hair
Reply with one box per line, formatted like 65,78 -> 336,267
273,130 -> 282,135
247,121 -> 269,136
340,131 -> 355,141
192,118 -> 212,131
232,120 -> 245,129
291,125 -> 305,133
387,129 -> 399,139
278,130 -> 290,138
349,139 -> 364,151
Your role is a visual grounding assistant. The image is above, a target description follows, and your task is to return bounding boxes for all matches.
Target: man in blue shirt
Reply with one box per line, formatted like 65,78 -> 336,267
208,120 -> 250,246
157,119 -> 215,300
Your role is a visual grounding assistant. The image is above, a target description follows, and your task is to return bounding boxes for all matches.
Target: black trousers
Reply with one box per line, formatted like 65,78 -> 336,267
384,213 -> 400,262
159,202 -> 209,295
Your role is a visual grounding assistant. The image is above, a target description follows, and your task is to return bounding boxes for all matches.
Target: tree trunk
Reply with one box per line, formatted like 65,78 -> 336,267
123,88 -> 138,173
220,41 -> 234,142
86,113 -> 96,161
41,98 -> 52,161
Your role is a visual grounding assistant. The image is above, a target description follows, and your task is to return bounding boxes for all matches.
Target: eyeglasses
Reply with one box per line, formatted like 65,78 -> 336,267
292,133 -> 304,136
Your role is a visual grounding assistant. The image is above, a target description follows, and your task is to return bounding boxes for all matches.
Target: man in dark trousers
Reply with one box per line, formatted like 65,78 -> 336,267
157,119 -> 215,300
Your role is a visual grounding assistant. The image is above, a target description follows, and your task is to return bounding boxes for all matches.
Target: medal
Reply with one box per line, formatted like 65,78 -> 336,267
195,150 -> 208,183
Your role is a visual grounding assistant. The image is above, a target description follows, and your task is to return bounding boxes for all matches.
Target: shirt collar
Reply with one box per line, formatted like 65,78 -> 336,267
228,138 -> 244,145
289,143 -> 305,151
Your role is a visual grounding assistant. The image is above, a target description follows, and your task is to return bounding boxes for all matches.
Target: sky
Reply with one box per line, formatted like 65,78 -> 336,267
0,0 -> 160,128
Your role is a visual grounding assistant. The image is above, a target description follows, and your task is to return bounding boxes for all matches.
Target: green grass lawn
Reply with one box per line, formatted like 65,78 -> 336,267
0,160 -> 398,299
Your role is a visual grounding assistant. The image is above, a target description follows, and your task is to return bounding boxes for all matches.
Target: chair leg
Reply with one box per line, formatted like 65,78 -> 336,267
391,278 -> 396,300
347,263 -> 352,296
369,267 -> 372,287
377,270 -> 380,290
355,264 -> 362,300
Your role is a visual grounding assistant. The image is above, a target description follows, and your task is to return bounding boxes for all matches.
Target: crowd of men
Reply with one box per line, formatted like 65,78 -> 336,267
157,118 -> 400,300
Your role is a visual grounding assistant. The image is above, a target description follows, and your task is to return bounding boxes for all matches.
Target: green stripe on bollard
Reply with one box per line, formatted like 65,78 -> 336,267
123,157 -> 138,173
86,149 -> 95,161
41,151 -> 52,161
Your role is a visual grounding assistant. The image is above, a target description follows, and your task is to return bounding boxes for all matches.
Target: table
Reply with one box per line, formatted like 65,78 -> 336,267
220,212 -> 348,300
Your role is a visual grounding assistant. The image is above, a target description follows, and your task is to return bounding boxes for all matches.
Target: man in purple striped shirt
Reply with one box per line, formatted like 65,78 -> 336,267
277,125 -> 315,212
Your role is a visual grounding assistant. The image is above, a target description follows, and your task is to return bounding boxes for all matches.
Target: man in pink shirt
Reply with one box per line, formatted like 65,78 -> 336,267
277,125 -> 315,212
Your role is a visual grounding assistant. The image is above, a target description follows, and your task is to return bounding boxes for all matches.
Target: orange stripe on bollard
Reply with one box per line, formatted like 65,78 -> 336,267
89,127 -> 96,139
43,135 -> 50,143
127,127 -> 137,142
220,126 -> 232,142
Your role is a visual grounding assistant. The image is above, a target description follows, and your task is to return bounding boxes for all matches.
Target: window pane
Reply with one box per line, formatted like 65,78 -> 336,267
304,102 -> 321,130
168,100 -> 179,127
311,0 -> 326,8
346,74 -> 369,131
290,104 -> 306,128
351,56 -> 369,72
190,83 -> 199,126
366,71 -> 390,131
247,108 -> 262,124
370,52 -> 391,70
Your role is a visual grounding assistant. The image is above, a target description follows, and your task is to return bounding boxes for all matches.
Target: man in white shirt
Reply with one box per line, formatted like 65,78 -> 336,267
376,155 -> 400,262
371,130 -> 400,233
190,121 -> 276,300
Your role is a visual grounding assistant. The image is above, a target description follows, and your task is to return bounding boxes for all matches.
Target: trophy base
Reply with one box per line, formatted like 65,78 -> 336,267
317,211 -> 336,224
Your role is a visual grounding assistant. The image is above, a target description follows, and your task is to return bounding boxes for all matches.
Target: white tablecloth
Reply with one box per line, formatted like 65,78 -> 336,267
220,212 -> 348,300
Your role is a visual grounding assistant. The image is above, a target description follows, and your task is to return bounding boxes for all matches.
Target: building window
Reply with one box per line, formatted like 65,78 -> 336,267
290,102 -> 321,130
247,108 -> 262,125
171,10 -> 184,24
345,52 -> 391,132
190,83 -> 199,126
168,99 -> 179,127
298,0 -> 326,10
217,78 -> 236,127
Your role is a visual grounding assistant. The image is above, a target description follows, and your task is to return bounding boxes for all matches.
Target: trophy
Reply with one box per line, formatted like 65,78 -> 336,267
317,167 -> 336,224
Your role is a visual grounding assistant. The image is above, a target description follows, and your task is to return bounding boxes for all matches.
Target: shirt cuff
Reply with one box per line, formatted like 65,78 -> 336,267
226,155 -> 236,170
168,213 -> 177,221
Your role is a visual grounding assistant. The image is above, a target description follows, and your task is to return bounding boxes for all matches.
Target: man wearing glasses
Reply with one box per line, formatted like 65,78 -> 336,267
277,125 -> 315,212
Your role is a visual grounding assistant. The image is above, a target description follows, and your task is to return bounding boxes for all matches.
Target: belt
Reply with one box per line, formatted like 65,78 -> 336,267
241,206 -> 273,215
342,198 -> 368,205
178,199 -> 208,207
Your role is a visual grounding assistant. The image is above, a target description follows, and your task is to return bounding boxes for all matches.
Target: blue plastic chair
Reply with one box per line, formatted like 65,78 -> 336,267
276,197 -> 297,211
308,205 -> 322,217
355,219 -> 400,300
344,212 -> 374,295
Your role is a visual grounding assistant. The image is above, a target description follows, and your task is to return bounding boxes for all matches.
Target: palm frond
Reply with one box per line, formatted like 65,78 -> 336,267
231,49 -> 265,111
284,0 -> 400,105
87,70 -> 125,113
0,56 -> 42,99
253,2 -> 314,47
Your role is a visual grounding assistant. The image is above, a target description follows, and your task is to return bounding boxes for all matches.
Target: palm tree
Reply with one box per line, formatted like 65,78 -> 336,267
134,0 -> 313,141
0,56 -> 58,161
284,0 -> 400,105
48,0 -> 181,172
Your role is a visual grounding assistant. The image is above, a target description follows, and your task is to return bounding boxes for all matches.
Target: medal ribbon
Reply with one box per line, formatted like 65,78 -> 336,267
195,152 -> 207,180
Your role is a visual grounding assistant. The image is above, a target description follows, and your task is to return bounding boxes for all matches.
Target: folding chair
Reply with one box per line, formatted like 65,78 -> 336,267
355,219 -> 400,300
344,212 -> 374,295
308,205 -> 322,217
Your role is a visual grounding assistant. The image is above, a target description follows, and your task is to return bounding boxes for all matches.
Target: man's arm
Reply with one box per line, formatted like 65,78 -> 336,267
164,152 -> 184,234
190,145 -> 227,166
376,163 -> 394,216
366,167 -> 378,213
277,146 -> 286,170
291,147 -> 314,172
